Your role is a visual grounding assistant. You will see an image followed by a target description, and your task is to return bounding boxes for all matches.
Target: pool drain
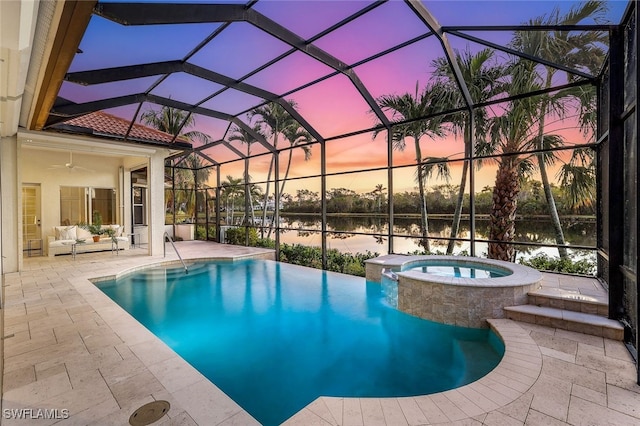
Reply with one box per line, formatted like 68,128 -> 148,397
129,400 -> 170,426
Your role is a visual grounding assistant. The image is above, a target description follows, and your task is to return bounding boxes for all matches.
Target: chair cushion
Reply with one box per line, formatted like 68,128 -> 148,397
49,239 -> 76,247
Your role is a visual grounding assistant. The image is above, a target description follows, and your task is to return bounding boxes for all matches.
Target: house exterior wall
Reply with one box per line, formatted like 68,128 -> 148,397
2,135 -> 19,273
149,152 -> 166,256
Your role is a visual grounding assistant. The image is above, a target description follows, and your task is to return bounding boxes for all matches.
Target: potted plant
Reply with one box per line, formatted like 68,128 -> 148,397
88,211 -> 103,242
103,227 -> 117,243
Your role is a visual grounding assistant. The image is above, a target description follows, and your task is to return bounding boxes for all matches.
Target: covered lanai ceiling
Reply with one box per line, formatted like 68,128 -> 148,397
24,0 -> 628,167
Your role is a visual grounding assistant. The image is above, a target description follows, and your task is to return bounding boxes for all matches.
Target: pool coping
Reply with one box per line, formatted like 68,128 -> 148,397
283,319 -> 541,425
366,254 -> 544,288
75,256 -> 542,425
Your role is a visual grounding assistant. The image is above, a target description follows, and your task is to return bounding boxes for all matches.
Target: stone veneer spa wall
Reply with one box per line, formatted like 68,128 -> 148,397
366,255 -> 543,328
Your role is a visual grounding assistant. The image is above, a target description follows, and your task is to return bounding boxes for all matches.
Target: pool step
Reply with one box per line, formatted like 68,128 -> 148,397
527,287 -> 608,317
503,305 -> 624,340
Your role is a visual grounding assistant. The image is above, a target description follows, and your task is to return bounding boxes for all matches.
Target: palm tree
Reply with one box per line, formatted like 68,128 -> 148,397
228,123 -> 265,156
142,105 -> 212,220
372,184 -> 386,212
278,125 -> 313,219
168,155 -> 211,219
374,82 -> 447,252
433,48 -> 507,254
421,158 -> 452,186
221,175 -> 243,225
249,101 -> 298,234
481,57 -> 561,261
559,148 -> 596,212
227,123 -> 266,225
244,181 -> 264,225
141,105 -> 210,144
510,0 -> 607,259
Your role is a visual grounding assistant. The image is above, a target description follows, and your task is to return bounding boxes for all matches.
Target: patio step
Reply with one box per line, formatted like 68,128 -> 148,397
527,287 -> 609,317
503,304 -> 624,340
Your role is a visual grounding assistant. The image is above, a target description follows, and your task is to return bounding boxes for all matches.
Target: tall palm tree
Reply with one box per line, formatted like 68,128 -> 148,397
249,101 -> 298,234
510,0 -> 607,259
141,106 -> 210,145
227,123 -> 266,225
263,122 -> 313,238
244,181 -> 264,225
142,105 -> 212,220
420,157 -> 452,244
482,58 -> 563,261
374,82 -> 447,252
433,48 -> 507,254
167,155 -> 212,219
228,123 -> 265,156
221,175 -> 243,225
278,125 -> 313,208
372,184 -> 386,212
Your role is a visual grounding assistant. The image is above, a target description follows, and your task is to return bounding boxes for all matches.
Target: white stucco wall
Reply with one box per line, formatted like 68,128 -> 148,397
1,135 -> 20,273
149,152 -> 167,256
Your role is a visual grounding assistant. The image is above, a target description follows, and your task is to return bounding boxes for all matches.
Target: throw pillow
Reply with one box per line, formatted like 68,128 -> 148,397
76,227 -> 92,240
58,226 -> 77,240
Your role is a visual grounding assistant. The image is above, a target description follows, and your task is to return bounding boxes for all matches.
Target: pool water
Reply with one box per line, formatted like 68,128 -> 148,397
97,259 -> 504,426
405,263 -> 511,278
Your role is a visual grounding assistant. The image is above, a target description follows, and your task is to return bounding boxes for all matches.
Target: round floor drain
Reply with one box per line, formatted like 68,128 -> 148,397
129,400 -> 170,426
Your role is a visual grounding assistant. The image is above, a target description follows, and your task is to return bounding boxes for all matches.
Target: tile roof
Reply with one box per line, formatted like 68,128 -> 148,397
57,111 -> 191,146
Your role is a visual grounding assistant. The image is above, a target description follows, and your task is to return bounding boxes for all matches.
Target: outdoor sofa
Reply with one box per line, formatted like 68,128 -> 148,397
47,225 -> 129,257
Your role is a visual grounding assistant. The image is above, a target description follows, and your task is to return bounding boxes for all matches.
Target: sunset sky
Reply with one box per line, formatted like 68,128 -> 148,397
58,0 -> 627,194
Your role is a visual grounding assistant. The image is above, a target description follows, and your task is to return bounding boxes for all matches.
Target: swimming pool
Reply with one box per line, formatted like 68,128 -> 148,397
96,259 -> 504,426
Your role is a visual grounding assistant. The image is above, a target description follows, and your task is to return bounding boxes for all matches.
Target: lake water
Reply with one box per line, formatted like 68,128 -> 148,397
270,216 -> 597,262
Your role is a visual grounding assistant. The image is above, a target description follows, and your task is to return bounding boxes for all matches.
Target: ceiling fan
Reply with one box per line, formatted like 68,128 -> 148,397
48,152 -> 94,172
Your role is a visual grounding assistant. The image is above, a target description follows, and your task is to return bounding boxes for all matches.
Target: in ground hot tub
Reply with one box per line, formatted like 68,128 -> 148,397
365,255 -> 543,328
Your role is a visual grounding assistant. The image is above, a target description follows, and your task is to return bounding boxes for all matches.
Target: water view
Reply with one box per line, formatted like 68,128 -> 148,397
258,215 -> 596,261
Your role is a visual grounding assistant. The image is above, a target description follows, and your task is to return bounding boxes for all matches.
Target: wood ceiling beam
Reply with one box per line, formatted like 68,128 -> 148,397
29,1 -> 95,130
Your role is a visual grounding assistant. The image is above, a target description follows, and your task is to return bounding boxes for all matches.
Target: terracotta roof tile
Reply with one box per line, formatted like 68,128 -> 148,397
60,111 -> 191,145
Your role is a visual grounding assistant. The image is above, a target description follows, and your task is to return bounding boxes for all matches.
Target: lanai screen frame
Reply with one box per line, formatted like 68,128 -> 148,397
602,1 -> 638,381
40,1 -> 637,380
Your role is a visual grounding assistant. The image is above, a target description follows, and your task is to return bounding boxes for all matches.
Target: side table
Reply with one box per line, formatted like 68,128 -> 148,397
27,239 -> 43,257
128,233 -> 140,248
61,241 -> 78,259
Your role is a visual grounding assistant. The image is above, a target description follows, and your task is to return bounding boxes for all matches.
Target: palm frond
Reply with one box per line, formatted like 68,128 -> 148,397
558,163 -> 596,210
420,157 -> 451,183
517,157 -> 536,181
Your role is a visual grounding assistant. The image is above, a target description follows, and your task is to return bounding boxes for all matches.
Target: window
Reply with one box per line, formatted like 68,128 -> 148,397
60,186 -> 116,226
133,186 -> 147,225
132,168 -> 148,226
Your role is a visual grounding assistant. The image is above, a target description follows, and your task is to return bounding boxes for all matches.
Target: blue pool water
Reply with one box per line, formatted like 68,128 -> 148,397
404,261 -> 512,278
97,259 -> 504,425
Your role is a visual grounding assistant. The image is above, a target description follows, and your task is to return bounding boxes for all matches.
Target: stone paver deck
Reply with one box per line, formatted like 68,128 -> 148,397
2,242 -> 639,425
